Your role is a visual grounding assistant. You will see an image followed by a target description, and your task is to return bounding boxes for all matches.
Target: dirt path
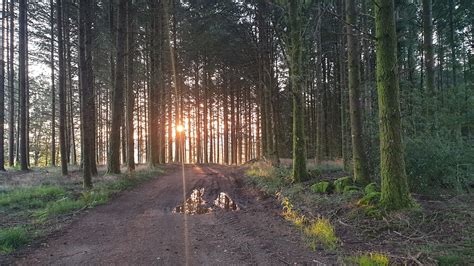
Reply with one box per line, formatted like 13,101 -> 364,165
17,165 -> 327,265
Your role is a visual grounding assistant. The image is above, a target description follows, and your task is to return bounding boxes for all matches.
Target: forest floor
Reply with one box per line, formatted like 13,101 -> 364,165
245,161 -> 473,265
1,163 -> 473,265
4,164 -> 328,265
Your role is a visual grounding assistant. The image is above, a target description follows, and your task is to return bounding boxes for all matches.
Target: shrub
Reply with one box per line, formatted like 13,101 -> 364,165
404,136 -> 473,193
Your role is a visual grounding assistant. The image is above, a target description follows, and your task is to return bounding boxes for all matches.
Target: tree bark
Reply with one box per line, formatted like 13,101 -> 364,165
57,0 -> 68,175
289,0 -> 307,181
374,0 -> 412,210
79,0 -> 94,188
126,0 -> 135,171
107,0 -> 127,174
346,0 -> 370,184
18,0 -> 28,171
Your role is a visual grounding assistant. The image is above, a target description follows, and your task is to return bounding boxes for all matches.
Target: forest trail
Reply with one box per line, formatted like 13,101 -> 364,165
17,165 -> 324,265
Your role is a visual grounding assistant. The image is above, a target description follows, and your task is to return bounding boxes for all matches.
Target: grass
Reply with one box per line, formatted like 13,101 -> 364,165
304,218 -> 338,250
0,167 -> 165,255
347,253 -> 390,266
0,227 -> 30,254
0,186 -> 66,209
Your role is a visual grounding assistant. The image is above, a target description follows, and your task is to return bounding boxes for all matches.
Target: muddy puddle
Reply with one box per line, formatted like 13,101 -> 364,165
173,188 -> 239,215
214,192 -> 239,211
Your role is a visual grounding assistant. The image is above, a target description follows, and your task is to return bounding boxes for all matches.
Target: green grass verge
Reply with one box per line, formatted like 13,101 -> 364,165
0,167 -> 164,254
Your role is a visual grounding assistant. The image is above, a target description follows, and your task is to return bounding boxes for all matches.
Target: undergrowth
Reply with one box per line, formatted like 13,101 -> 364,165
245,161 -> 473,264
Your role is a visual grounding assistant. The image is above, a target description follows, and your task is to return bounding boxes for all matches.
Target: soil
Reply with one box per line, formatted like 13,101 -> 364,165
13,164 -> 329,265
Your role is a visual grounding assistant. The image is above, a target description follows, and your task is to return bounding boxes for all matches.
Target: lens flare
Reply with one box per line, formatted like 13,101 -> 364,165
176,124 -> 184,133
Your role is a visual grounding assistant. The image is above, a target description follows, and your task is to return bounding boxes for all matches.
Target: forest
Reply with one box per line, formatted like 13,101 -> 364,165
0,0 -> 472,264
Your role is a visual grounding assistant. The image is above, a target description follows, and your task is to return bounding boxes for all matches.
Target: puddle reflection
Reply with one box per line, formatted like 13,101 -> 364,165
173,188 -> 212,215
173,188 -> 239,214
214,192 -> 239,211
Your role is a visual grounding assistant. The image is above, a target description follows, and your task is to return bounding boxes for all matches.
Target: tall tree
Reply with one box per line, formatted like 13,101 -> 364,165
79,0 -> 94,188
374,0 -> 412,210
126,0 -> 135,172
0,0 -> 5,171
50,0 -> 56,166
8,0 -> 14,167
422,0 -> 435,124
107,0 -> 127,174
57,0 -> 68,175
288,0 -> 307,181
346,0 -> 370,184
18,0 -> 28,170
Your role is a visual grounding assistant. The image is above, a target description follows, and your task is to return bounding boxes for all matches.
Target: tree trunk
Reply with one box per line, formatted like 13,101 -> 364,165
126,0 -> 135,172
18,0 -> 28,171
0,0 -> 5,170
422,0 -> 435,126
8,0 -> 14,167
374,0 -> 412,210
57,0 -> 68,175
107,0 -> 127,174
50,0 -> 56,167
79,0 -> 94,188
346,0 -> 370,184
289,0 -> 307,182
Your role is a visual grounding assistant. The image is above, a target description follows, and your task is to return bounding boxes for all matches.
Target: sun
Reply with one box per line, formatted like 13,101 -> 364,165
176,124 -> 184,133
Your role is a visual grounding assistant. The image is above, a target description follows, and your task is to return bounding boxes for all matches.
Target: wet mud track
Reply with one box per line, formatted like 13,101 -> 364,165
17,165 -> 326,265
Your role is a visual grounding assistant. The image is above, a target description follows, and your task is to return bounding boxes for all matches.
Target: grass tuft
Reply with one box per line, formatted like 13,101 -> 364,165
304,218 -> 338,250
349,252 -> 390,266
0,227 -> 30,254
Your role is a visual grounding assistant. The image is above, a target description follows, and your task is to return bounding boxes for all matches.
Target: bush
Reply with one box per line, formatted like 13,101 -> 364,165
405,136 -> 473,192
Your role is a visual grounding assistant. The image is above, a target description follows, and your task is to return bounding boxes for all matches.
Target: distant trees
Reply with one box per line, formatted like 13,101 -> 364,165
0,0 -> 470,202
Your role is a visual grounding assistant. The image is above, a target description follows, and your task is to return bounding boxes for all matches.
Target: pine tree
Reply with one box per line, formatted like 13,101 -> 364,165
374,0 -> 412,210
